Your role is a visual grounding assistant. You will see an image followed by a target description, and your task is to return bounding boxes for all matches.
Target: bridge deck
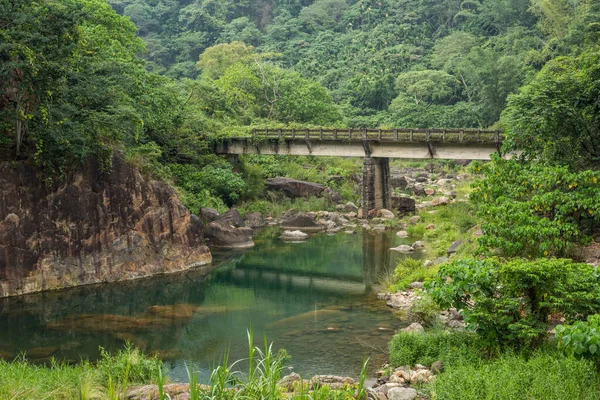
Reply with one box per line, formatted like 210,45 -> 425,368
245,128 -> 502,143
216,128 -> 504,160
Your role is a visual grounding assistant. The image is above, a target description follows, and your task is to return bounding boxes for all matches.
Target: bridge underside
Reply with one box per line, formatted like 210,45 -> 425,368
215,139 -> 500,160
216,138 -> 501,218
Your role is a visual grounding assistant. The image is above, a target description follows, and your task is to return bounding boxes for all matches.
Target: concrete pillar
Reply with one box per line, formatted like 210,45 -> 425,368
362,157 -> 391,218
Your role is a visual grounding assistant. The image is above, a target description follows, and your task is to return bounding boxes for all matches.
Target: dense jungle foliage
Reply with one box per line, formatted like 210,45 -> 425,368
1,0 -> 600,214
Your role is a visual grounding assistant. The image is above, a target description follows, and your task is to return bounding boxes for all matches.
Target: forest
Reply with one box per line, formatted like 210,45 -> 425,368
2,0 -> 599,212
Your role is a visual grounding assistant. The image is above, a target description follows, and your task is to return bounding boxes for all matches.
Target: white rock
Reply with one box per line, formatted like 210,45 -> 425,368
390,245 -> 414,253
379,209 -> 395,219
279,230 -> 308,242
396,230 -> 409,238
402,322 -> 424,334
387,387 -> 418,400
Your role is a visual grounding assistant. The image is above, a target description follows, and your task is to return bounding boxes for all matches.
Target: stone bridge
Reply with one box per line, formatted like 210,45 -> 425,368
215,128 -> 503,216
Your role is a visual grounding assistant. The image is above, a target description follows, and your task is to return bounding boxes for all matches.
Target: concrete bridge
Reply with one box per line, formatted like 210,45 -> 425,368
215,128 -> 503,216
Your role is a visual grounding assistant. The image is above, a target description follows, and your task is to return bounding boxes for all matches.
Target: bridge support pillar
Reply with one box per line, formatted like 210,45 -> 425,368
362,157 -> 391,218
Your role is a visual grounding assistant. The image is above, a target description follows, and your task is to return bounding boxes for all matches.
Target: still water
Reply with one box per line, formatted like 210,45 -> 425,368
0,227 -> 418,381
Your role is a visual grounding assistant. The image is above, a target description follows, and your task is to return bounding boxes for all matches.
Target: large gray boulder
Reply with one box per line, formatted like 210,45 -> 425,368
280,230 -> 308,242
200,207 -> 219,224
203,220 -> 254,248
266,177 -> 341,202
216,208 -> 245,227
281,212 -> 325,232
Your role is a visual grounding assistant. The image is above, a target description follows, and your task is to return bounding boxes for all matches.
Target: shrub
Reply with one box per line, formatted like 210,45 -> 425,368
427,257 -> 600,349
471,156 -> 600,258
556,314 -> 600,367
430,351 -> 600,400
389,330 -> 480,367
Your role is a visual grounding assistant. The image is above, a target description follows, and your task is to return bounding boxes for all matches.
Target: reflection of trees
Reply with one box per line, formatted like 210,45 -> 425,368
362,231 -> 391,290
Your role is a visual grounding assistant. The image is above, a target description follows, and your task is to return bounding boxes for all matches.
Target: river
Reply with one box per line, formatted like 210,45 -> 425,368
0,227 -> 419,381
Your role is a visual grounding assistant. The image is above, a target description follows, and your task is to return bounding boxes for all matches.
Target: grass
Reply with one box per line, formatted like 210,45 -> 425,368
0,345 -> 160,400
389,330 -> 481,368
392,258 -> 440,290
430,351 -> 600,400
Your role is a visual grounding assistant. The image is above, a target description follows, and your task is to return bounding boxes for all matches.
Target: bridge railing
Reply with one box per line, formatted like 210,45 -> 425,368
245,128 -> 502,143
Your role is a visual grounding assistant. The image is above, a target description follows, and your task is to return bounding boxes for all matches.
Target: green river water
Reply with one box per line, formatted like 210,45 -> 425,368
0,227 -> 420,381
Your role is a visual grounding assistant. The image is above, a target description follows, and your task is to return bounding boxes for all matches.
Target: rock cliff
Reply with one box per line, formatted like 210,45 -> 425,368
0,155 -> 211,298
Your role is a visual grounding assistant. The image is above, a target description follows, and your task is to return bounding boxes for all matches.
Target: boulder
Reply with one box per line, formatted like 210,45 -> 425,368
402,322 -> 424,334
265,177 -> 341,202
412,241 -> 425,249
203,220 -> 255,248
409,281 -> 424,289
409,215 -> 420,225
391,195 -> 416,213
322,187 -> 343,203
431,196 -> 450,206
278,372 -> 302,391
387,387 -> 418,400
244,212 -> 264,228
281,212 -> 325,232
344,202 -> 359,213
396,231 -> 408,238
200,207 -> 219,224
447,240 -> 464,256
309,375 -> 355,390
216,208 -> 245,227
379,209 -> 395,219
390,245 -> 414,253
431,360 -> 444,374
415,176 -> 428,183
413,184 -> 426,197
424,188 -> 436,196
390,175 -> 408,190
280,230 -> 308,242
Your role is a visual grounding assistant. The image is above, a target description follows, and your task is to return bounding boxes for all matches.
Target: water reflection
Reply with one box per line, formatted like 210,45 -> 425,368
0,228 -> 419,380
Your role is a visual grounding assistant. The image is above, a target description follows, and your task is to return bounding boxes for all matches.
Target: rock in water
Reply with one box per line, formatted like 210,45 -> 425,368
0,154 -> 211,298
281,212 -> 325,232
390,245 -> 414,253
280,230 -> 308,242
203,220 -> 255,249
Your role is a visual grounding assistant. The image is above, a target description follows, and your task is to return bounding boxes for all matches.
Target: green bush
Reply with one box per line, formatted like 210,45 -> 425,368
427,257 -> 600,349
556,314 -> 600,367
389,330 -> 480,367
471,156 -> 600,258
431,351 -> 600,400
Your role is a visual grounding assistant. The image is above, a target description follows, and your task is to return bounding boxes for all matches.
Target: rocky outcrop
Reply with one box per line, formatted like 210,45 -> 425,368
281,212 -> 325,232
0,155 -> 211,298
203,220 -> 254,248
266,177 -> 342,203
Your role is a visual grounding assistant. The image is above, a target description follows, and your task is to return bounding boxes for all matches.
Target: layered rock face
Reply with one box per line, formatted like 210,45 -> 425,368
0,155 -> 211,298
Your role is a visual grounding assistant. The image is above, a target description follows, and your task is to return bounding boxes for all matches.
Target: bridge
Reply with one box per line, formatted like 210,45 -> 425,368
215,128 -> 503,217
